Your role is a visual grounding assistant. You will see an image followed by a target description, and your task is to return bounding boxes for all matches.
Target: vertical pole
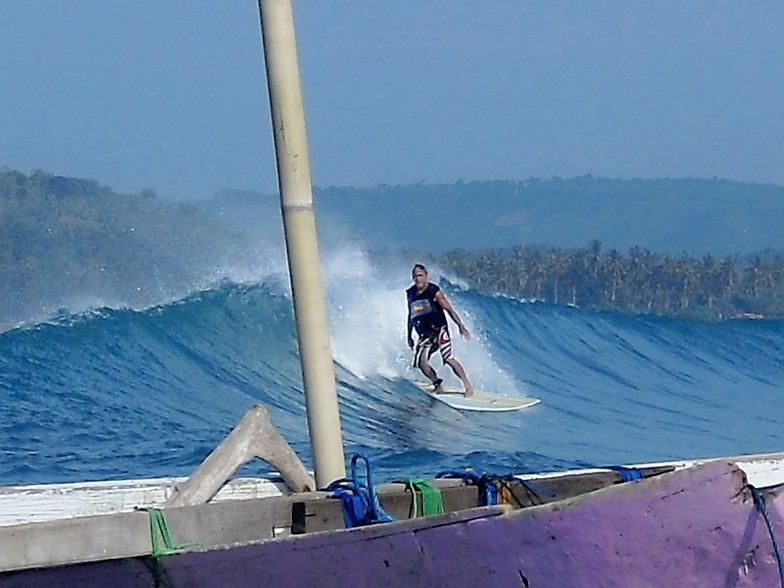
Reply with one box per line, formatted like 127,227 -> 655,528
257,0 -> 345,487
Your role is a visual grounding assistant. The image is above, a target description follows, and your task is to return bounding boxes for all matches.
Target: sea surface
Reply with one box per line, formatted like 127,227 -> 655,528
1,247 -> 782,487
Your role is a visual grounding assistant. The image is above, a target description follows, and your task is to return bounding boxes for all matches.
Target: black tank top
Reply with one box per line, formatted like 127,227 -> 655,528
407,283 -> 447,336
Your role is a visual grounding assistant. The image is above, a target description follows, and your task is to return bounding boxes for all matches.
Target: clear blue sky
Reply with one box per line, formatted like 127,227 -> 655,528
1,1 -> 782,200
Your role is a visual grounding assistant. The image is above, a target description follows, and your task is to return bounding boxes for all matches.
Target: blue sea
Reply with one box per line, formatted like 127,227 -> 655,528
1,245 -> 782,487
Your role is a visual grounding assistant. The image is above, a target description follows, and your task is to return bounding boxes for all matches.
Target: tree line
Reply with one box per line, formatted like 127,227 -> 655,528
4,168 -> 783,324
437,241 -> 784,320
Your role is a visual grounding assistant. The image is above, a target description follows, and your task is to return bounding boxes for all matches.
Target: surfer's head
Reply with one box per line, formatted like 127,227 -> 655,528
412,263 -> 428,279
412,263 -> 429,289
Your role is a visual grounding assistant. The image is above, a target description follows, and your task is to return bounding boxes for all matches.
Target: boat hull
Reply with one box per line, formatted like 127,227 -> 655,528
3,460 -> 782,587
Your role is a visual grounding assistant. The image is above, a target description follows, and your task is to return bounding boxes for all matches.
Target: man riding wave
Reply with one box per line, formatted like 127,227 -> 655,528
406,263 -> 475,396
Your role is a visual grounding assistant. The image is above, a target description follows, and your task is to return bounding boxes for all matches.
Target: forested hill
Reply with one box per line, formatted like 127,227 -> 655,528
207,176 -> 784,256
3,168 -> 784,325
0,169 -> 248,325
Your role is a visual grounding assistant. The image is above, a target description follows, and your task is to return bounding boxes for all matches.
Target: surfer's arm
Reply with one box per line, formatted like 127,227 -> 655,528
435,290 -> 471,340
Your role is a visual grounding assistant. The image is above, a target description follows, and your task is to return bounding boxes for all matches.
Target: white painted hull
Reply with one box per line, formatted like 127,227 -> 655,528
2,451 -> 782,527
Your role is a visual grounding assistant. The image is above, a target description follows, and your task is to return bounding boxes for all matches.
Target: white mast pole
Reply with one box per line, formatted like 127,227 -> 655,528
257,0 -> 346,487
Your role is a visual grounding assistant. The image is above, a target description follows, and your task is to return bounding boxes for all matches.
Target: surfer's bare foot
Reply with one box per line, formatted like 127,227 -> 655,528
432,378 -> 444,393
464,388 -> 475,397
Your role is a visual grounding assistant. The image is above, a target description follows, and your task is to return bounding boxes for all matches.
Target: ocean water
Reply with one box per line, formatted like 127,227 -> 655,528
1,247 -> 782,487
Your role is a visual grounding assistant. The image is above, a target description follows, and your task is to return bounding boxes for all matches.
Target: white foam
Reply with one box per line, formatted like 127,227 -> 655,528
320,249 -> 525,396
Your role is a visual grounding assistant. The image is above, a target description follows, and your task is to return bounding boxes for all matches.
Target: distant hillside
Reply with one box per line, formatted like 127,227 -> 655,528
5,169 -> 784,325
0,169 -> 248,326
205,177 -> 784,256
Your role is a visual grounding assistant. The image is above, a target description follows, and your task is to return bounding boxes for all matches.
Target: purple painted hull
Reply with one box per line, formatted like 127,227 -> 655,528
3,461 -> 782,587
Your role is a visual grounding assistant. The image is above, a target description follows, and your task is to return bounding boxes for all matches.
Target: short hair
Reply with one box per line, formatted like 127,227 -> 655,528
412,263 -> 428,276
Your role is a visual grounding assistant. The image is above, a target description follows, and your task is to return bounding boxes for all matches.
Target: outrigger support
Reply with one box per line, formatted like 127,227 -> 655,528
165,405 -> 316,507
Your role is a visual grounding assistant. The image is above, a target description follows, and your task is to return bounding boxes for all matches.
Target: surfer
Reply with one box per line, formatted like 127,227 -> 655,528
406,263 -> 475,396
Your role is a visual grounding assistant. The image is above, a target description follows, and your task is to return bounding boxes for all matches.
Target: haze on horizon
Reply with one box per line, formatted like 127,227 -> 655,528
1,1 -> 782,201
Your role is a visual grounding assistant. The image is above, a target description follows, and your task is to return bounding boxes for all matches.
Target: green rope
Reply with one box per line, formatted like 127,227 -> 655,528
404,477 -> 444,518
141,508 -> 199,558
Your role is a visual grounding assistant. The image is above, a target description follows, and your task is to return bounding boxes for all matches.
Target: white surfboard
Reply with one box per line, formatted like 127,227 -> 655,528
415,382 -> 540,412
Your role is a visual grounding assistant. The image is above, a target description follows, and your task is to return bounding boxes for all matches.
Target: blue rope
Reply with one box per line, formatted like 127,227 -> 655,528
326,453 -> 395,528
437,469 -> 499,506
604,465 -> 643,482
747,484 -> 784,586
439,466 -> 639,508
436,469 -> 552,507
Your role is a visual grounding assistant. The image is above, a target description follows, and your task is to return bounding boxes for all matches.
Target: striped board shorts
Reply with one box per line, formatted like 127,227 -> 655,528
413,326 -> 452,367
